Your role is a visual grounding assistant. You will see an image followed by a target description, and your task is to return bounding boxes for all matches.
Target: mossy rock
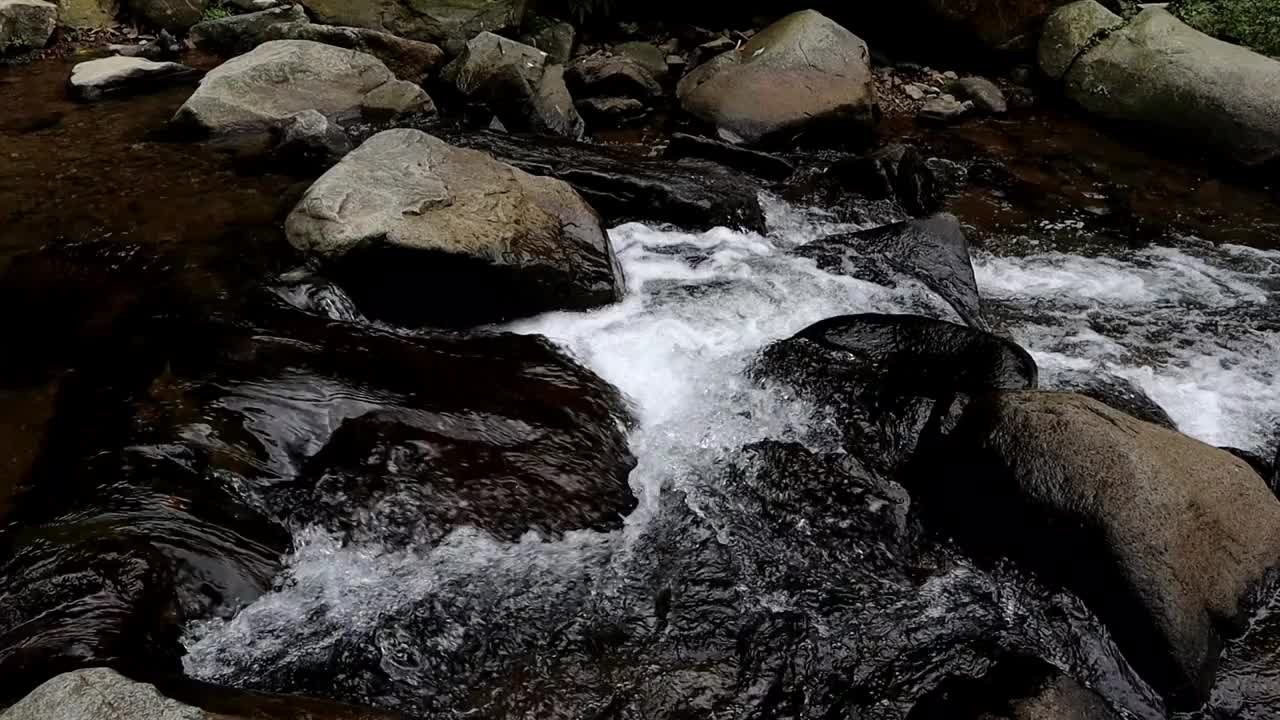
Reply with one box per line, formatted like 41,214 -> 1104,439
1171,0 -> 1280,56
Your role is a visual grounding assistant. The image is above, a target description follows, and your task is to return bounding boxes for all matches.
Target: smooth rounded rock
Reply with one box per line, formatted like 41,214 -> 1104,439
68,55 -> 195,101
1039,0 -> 1125,79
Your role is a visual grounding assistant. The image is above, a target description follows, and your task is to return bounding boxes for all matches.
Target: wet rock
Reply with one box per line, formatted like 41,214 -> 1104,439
1043,368 -> 1176,429
438,128 -> 766,231
666,131 -> 795,180
614,40 -> 668,82
1063,7 -> 1280,169
172,40 -> 418,139
574,95 -> 646,125
125,0 -> 206,31
0,0 -> 55,53
754,314 -> 1035,476
566,51 -> 663,103
925,157 -> 969,195
273,108 -> 351,169
442,32 -> 583,139
108,29 -> 182,59
68,56 -> 196,101
919,95 -> 972,123
55,0 -> 117,29
264,22 -> 444,84
188,4 -> 307,56
677,10 -> 875,146
950,76 -> 1007,113
903,83 -> 926,100
296,0 -> 523,56
520,16 -> 574,64
907,658 -> 1123,720
916,391 -> 1280,709
285,129 -> 623,327
1039,0 -> 1124,79
796,214 -> 985,328
2,667 -> 404,719
829,144 -> 942,216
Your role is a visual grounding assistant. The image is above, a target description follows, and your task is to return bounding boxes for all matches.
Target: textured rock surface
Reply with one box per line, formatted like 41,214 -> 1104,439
1063,8 -> 1280,169
0,0 -> 56,53
125,0 -> 207,31
567,51 -> 663,103
918,391 -> 1280,708
265,20 -> 445,83
172,40 -> 419,137
677,10 -> 875,145
1,669 -> 203,720
1039,0 -> 1125,79
296,0 -> 523,55
285,129 -> 623,326
55,0 -> 117,29
68,55 -> 195,100
188,4 -> 307,56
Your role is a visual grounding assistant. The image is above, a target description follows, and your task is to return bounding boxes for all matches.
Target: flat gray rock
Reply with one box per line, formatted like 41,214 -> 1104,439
68,55 -> 195,100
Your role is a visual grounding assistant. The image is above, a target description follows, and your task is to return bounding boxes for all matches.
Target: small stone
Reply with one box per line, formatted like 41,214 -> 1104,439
942,70 -> 958,80
902,84 -> 925,100
922,84 -> 940,95
274,108 -> 352,169
488,115 -> 507,133
68,55 -> 196,100
919,96 -> 970,123
940,93 -> 956,103
574,96 -> 648,125
950,76 -> 1008,114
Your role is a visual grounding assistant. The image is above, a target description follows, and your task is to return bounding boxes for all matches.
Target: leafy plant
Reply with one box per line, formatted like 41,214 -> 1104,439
1170,0 -> 1280,56
202,2 -> 233,20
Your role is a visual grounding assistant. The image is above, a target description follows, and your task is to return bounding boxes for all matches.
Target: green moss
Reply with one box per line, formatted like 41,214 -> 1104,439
1171,0 -> 1280,56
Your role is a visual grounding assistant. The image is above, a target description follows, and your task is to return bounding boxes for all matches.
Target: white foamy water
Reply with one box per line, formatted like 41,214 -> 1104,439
186,202 -> 1279,694
975,241 -> 1280,452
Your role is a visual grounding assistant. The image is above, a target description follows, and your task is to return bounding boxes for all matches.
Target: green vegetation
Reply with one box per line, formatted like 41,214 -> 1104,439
1171,0 -> 1280,56
201,2 -> 233,20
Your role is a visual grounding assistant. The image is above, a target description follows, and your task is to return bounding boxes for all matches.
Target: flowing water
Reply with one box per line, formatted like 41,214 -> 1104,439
180,199 -> 1279,719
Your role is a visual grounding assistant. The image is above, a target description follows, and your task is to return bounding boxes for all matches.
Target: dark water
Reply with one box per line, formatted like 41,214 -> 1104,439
1,55 -> 1278,720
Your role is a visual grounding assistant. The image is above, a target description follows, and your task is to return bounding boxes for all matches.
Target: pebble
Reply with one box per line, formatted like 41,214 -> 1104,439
903,84 -> 925,100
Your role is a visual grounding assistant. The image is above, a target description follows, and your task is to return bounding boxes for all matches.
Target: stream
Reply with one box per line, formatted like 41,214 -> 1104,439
1,55 -> 1278,720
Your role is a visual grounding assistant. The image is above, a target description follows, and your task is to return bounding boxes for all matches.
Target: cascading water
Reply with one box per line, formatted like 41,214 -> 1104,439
182,196 -> 1279,719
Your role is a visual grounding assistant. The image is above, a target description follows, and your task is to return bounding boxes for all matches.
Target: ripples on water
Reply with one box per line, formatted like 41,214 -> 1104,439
184,197 -> 1279,719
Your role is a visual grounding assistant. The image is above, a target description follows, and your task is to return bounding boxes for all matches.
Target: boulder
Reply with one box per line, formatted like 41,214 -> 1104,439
0,668 -> 403,719
171,40 -> 427,138
1062,8 -> 1280,169
285,129 -> 624,326
55,0 -> 117,28
520,15 -> 573,64
442,31 -> 582,139
614,40 -> 667,82
1042,367 -> 1176,429
359,77 -> 434,120
950,76 -> 1007,113
796,214 -> 985,329
566,51 -> 663,103
0,0 -> 55,53
915,391 -> 1280,708
125,0 -> 207,32
264,21 -> 445,84
666,131 -> 795,180
67,55 -> 196,100
1038,0 -> 1124,79
188,4 -> 308,56
753,314 -> 1035,477
574,96 -> 646,125
296,0 -> 524,56
273,108 -> 352,169
676,9 -> 875,145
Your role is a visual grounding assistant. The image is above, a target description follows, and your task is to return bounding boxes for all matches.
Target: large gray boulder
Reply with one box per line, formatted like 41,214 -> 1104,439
1062,7 -> 1280,169
188,3 -> 307,56
918,391 -> 1280,709
56,0 -> 118,28
68,55 -> 196,100
285,129 -> 624,326
676,9 -> 875,145
0,0 -> 55,53
171,40 -> 431,137
265,21 -> 445,83
442,31 -> 582,139
296,0 -> 524,56
125,0 -> 207,31
1038,0 -> 1124,79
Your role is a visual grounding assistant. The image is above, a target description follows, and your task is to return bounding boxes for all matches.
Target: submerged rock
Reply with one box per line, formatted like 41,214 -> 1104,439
188,4 -> 308,57
1062,7 -> 1280,169
265,21 -> 445,84
916,391 -> 1280,709
0,0 -> 55,53
796,214 -> 985,328
677,9 -> 875,145
754,314 -> 1035,477
171,40 -> 428,139
68,56 -> 196,101
285,129 -> 623,327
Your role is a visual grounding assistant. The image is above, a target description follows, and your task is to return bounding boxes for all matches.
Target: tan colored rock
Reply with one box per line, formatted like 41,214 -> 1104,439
56,0 -> 117,29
